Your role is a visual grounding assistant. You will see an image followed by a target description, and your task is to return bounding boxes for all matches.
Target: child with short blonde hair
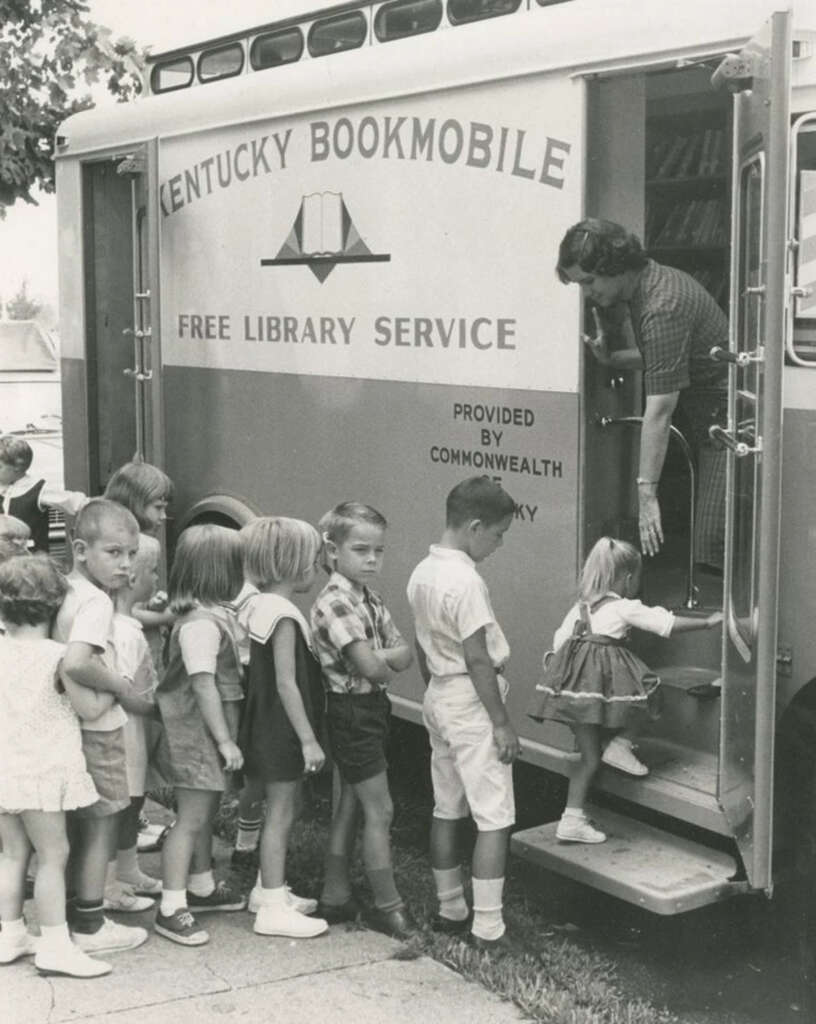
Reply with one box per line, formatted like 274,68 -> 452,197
54,498 -> 150,957
0,554 -> 109,978
154,524 -> 247,946
104,535 -> 163,912
529,536 -> 722,843
238,517 -> 327,938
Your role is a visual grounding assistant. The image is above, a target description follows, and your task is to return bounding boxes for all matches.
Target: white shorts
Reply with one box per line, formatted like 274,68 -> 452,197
422,675 -> 515,832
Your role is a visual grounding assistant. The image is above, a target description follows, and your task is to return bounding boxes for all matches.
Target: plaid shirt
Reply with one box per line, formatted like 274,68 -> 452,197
628,260 -> 728,446
310,571 -> 404,695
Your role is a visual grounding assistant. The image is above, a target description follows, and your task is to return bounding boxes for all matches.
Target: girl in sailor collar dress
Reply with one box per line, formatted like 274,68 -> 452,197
238,517 -> 328,939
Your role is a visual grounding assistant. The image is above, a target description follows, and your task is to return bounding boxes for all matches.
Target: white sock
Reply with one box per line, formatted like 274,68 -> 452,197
188,870 -> 215,897
432,866 -> 469,921
1,917 -> 27,940
471,877 -> 505,942
160,889 -> 187,916
38,922 -> 71,951
259,887 -> 287,910
562,807 -> 586,820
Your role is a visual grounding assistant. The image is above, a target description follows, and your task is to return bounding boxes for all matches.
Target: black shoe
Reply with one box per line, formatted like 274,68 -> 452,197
315,896 -> 361,924
367,906 -> 417,941
431,913 -> 471,935
467,930 -> 515,956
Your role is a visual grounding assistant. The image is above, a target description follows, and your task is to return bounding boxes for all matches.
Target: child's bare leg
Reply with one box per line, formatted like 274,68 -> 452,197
430,817 -> 470,924
0,814 -> 31,923
73,816 -> 118,900
22,811 -> 69,927
320,774 -> 358,907
429,817 -> 462,871
353,772 -> 402,913
259,781 -> 299,891
162,789 -> 216,894
566,724 -> 602,812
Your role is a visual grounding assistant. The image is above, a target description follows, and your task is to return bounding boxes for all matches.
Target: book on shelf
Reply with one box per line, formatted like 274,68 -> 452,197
648,126 -> 726,180
649,196 -> 727,247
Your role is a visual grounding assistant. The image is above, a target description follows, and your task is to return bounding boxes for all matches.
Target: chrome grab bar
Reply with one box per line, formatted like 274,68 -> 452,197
708,424 -> 762,457
709,345 -> 764,367
597,415 -> 698,609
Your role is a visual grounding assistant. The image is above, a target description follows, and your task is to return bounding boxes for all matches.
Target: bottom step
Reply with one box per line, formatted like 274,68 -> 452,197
511,806 -> 740,915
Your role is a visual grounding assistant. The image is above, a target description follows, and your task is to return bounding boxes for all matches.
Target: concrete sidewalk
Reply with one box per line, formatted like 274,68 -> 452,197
2,807 -> 524,1024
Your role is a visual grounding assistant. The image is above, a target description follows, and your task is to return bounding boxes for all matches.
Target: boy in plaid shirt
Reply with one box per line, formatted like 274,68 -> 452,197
310,502 -> 415,940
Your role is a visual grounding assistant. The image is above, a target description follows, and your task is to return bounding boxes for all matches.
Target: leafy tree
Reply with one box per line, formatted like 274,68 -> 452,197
6,278 -> 42,320
0,0 -> 145,216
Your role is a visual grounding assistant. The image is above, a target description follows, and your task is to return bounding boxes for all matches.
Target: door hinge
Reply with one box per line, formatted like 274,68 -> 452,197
777,645 -> 793,677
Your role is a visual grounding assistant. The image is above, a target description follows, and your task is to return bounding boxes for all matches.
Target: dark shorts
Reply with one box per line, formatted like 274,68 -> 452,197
73,727 -> 130,819
326,690 -> 391,785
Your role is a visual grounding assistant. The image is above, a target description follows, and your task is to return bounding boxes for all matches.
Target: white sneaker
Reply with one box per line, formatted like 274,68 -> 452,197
601,737 -> 649,777
249,884 -> 318,916
117,872 -> 162,897
556,815 -> 607,844
0,929 -> 36,964
254,904 -> 328,938
72,918 -> 149,955
104,882 -> 155,913
35,942 -> 112,978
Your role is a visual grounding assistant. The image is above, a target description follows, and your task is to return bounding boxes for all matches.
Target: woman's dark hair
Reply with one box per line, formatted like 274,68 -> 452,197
556,218 -> 648,282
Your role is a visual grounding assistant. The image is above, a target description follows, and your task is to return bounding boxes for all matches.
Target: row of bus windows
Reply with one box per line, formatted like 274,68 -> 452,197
150,0 -> 571,93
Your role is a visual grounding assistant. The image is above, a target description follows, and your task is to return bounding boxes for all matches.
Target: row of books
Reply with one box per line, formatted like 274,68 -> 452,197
647,198 -> 728,248
647,127 -> 727,180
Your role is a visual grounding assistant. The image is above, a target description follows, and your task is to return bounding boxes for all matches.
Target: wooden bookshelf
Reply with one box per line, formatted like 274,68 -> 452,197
644,102 -> 731,309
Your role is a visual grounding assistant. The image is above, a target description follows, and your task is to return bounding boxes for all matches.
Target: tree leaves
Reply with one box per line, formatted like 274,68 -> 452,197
0,0 -> 146,217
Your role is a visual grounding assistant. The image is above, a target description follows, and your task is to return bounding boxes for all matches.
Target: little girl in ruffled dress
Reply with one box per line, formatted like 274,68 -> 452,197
0,554 -> 111,977
529,537 -> 722,844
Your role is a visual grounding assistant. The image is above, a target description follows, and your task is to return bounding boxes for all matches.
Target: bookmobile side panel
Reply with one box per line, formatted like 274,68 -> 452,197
158,73 -> 584,732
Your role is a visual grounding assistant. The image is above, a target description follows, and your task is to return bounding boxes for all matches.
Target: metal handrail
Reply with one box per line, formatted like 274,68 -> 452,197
597,415 -> 698,609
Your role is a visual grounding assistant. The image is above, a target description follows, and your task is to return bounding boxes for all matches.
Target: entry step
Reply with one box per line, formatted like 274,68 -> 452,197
511,805 -> 739,915
656,665 -> 721,695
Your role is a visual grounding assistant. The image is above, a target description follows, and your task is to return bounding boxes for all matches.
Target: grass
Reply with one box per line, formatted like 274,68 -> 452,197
153,721 -> 680,1024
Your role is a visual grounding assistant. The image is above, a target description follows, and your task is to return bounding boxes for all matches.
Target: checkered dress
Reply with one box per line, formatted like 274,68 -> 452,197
628,260 -> 728,568
310,571 -> 404,695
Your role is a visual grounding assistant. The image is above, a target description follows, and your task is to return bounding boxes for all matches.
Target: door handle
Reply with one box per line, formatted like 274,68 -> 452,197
710,346 -> 764,367
709,425 -> 762,457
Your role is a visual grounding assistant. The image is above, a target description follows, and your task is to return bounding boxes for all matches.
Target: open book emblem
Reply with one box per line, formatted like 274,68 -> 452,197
262,191 -> 391,282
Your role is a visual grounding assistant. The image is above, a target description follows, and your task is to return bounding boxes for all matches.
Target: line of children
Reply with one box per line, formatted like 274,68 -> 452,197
0,467 -> 727,972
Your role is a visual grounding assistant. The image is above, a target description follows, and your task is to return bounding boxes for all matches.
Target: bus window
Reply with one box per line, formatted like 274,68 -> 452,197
374,0 -> 443,42
308,11 -> 368,57
792,118 -> 816,364
447,0 -> 521,26
198,43 -> 245,83
150,56 -> 194,94
250,28 -> 304,69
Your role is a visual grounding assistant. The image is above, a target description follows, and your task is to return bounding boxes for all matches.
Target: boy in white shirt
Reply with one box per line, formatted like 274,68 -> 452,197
407,476 -> 519,952
54,498 -> 152,957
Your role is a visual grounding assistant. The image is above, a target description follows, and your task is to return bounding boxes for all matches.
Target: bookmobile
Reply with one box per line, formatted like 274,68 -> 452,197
56,0 -> 816,915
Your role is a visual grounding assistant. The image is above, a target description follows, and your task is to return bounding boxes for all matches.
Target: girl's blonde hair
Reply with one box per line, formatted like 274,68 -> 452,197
104,461 -> 174,533
579,536 -> 641,604
241,516 -> 320,587
168,524 -> 243,614
0,553 -> 67,626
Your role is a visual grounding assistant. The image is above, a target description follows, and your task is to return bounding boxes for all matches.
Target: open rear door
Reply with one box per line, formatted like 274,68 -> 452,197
713,10 -> 792,892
